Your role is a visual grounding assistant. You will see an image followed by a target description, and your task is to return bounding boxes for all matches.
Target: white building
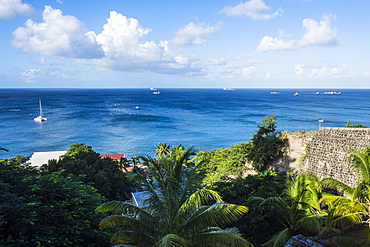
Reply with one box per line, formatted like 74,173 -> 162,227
28,151 -> 67,167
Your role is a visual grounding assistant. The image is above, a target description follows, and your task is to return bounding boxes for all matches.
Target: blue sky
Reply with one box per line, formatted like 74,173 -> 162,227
1,0 -> 369,88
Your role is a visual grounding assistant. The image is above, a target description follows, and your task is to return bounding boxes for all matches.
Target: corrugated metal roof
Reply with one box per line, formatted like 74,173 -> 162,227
100,154 -> 125,160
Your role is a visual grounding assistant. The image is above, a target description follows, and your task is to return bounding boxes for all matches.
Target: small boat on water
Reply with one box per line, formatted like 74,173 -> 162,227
324,91 -> 342,95
315,92 -> 320,95
271,92 -> 281,94
294,92 -> 299,96
150,88 -> 158,91
223,88 -> 235,91
153,91 -> 160,94
34,100 -> 47,122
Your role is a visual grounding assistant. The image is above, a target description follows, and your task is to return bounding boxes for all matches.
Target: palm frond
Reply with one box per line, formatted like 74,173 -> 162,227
99,214 -> 140,229
296,214 -> 323,235
110,230 -> 158,246
154,234 -> 191,247
262,228 -> 292,247
191,229 -> 254,247
350,149 -> 370,181
96,201 -> 161,231
180,203 -> 248,234
331,212 -> 363,230
321,177 -> 354,197
178,189 -> 223,214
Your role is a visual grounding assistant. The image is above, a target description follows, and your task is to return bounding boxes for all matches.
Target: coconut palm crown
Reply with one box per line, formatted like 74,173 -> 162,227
96,145 -> 253,247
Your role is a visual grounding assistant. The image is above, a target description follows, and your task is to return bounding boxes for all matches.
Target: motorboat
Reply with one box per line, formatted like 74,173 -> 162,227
294,92 -> 299,96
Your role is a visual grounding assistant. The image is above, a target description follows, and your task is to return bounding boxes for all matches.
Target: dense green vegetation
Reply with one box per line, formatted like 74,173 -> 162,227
345,120 -> 368,128
0,156 -> 110,247
97,145 -> 253,246
3,116 -> 370,246
41,143 -> 134,201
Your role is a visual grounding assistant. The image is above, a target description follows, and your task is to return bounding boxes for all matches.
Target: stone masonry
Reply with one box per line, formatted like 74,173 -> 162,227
301,127 -> 370,187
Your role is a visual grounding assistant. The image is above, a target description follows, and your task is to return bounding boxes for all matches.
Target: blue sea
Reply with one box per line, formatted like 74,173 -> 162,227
1,88 -> 370,159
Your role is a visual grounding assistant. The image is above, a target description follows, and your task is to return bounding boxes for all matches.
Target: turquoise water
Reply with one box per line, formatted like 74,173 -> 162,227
1,88 -> 369,159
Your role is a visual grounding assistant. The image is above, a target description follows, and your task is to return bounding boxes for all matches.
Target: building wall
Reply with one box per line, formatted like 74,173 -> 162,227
301,127 -> 370,187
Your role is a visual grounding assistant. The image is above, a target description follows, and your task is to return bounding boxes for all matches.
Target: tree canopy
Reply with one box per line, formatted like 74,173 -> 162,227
246,115 -> 285,172
97,145 -> 253,247
0,158 -> 110,247
42,143 -> 134,201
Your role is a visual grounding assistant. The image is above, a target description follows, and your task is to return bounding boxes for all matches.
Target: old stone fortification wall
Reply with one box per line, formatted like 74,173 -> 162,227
272,131 -> 315,172
301,127 -> 370,187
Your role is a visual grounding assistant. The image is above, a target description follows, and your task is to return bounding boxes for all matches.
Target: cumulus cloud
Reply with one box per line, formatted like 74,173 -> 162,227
90,11 -> 204,73
257,14 -> 339,52
171,22 -> 223,46
11,6 -> 223,75
299,14 -> 338,46
0,0 -> 35,19
11,6 -> 104,59
256,36 -> 295,52
220,0 -> 283,20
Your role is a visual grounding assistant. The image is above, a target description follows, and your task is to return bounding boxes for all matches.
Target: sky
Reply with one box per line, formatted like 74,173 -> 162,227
0,0 -> 370,88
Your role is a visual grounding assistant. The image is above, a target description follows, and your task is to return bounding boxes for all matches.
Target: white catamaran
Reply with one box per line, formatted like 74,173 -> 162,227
34,100 -> 47,122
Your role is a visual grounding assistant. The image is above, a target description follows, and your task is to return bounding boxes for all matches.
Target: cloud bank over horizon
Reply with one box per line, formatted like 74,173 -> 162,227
0,0 -> 368,88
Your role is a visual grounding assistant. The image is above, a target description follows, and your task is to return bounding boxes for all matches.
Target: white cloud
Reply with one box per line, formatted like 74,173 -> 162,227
242,65 -> 258,79
256,36 -> 295,52
257,14 -> 339,52
11,7 -> 215,76
295,64 -> 304,78
220,0 -> 283,20
295,63 -> 352,79
0,0 -> 35,19
299,14 -> 339,47
171,22 -> 223,46
330,63 -> 352,78
20,68 -> 40,83
11,6 -> 104,59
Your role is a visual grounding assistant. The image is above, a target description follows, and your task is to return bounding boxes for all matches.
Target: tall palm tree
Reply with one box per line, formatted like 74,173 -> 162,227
261,173 -> 323,247
96,146 -> 253,247
153,143 -> 171,156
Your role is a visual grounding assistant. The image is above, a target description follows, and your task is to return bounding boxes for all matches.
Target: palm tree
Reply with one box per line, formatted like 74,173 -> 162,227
319,148 -> 370,244
96,146 -> 253,247
261,173 -> 323,247
153,143 -> 171,156
322,148 -> 370,204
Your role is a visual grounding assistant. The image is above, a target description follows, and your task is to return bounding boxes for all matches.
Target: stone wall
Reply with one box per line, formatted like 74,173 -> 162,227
273,131 -> 315,172
301,127 -> 370,187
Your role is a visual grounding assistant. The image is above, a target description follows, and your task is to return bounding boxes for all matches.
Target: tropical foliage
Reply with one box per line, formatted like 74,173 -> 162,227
96,145 -> 253,247
246,115 -> 285,172
260,173 -> 324,247
213,170 -> 288,246
42,143 -> 134,201
195,142 -> 252,188
345,120 -> 367,128
0,158 -> 110,247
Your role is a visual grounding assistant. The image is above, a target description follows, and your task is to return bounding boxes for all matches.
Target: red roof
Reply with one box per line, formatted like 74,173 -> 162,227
100,154 -> 125,161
